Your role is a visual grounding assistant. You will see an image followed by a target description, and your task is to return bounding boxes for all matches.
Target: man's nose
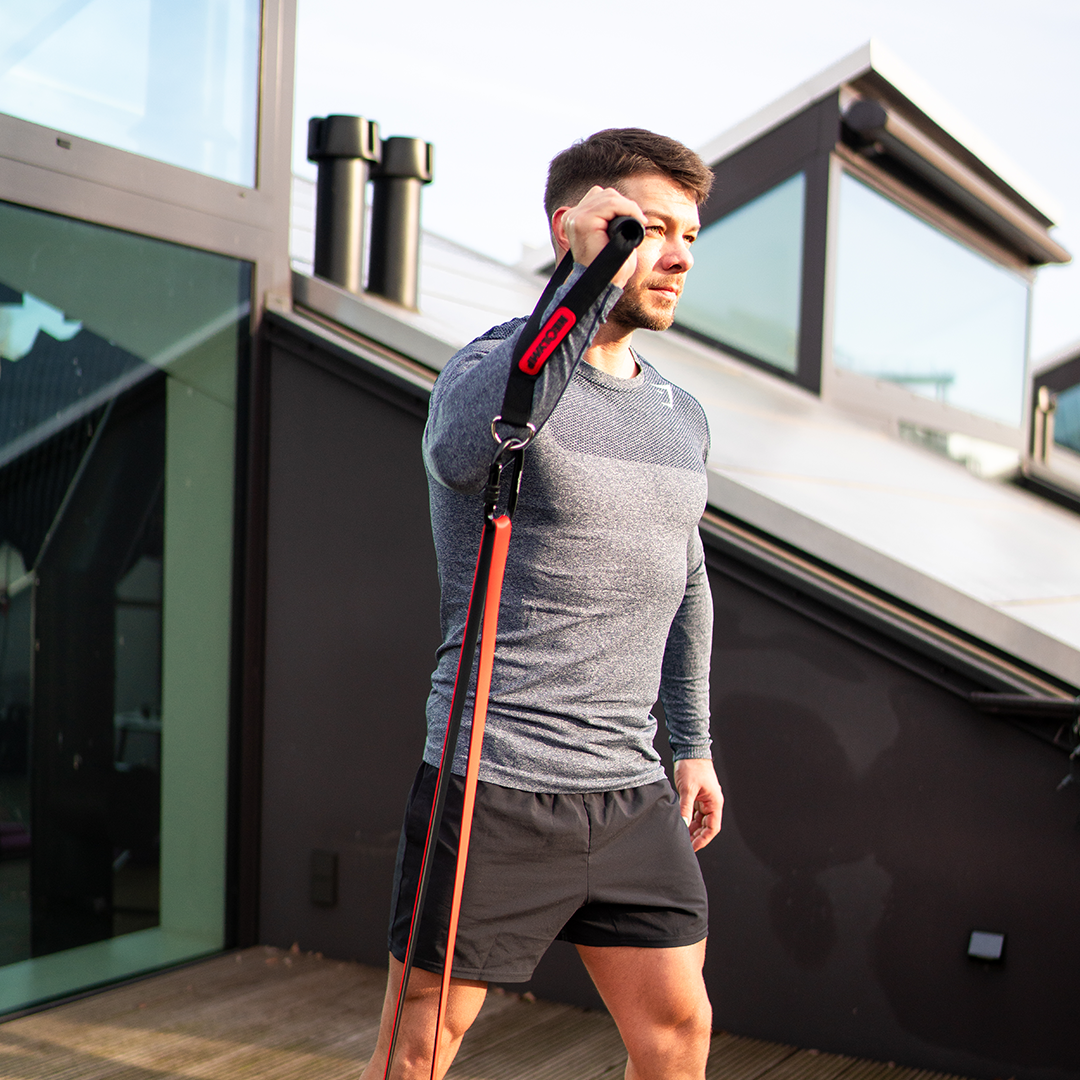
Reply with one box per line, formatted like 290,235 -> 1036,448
662,237 -> 693,272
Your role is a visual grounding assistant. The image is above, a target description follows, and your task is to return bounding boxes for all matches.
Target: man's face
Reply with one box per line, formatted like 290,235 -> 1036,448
607,173 -> 700,333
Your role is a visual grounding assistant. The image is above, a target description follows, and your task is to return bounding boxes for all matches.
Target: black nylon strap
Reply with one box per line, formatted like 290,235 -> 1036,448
498,216 -> 644,431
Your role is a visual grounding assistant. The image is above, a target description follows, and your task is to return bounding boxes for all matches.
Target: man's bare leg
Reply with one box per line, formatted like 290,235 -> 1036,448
359,954 -> 488,1080
577,941 -> 711,1080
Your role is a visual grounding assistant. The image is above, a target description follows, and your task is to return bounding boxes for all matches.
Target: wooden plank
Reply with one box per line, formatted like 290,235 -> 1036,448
706,1031 -> 798,1079
812,1054 -> 967,1080
762,1048 -> 856,1080
449,998 -> 625,1079
835,1059 -> 932,1080
0,947 -> 980,1080
0,949 -> 381,1079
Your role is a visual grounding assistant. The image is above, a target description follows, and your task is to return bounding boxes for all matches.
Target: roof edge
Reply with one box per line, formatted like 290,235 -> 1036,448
696,41 -> 873,166
1032,336 -> 1080,378
707,469 -> 1080,687
291,270 -> 456,372
696,39 -> 1063,228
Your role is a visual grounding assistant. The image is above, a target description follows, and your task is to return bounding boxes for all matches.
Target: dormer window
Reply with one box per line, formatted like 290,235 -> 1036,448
833,171 -> 1030,428
677,172 -> 805,376
681,51 -> 1069,473
1024,345 -> 1080,503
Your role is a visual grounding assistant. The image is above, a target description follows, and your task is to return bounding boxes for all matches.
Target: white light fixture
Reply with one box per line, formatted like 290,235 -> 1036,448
967,930 -> 1006,962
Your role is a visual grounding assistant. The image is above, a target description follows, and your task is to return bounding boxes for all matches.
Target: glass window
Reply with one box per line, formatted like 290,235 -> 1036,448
1054,383 -> 1080,455
676,172 -> 805,374
0,200 -> 248,1011
834,173 -> 1030,428
0,0 -> 261,187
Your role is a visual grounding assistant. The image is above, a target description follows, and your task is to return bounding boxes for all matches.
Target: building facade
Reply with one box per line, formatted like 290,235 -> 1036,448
1,13 -> 1079,1080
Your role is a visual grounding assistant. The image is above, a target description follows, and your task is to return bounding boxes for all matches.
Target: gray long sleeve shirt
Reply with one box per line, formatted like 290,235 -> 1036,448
422,265 -> 713,793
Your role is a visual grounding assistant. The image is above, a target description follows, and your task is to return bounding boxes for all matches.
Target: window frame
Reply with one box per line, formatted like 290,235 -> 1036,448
0,0 -> 294,318
0,0 -> 296,996
674,92 -> 838,395
674,168 -> 809,379
821,151 -> 1035,451
1024,347 -> 1080,502
682,81 -> 1057,456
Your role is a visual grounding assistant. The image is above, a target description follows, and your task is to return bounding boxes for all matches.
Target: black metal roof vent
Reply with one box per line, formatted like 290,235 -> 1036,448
307,116 -> 434,311
307,115 -> 382,295
368,137 -> 434,311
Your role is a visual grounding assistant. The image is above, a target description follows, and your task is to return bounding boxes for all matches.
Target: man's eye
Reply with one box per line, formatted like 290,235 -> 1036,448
685,235 -> 698,245
646,224 -> 664,234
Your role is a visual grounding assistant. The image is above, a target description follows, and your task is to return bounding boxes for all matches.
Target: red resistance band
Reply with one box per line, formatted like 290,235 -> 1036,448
381,508 -> 513,1080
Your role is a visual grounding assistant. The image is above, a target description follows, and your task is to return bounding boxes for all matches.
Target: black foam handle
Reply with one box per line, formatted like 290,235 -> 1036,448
498,213 -> 646,430
606,215 -> 645,250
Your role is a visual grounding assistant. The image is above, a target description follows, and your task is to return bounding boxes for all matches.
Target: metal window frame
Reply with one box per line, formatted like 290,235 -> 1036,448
833,142 -> 1037,276
822,150 -> 1034,451
0,0 -> 298,953
1022,347 -> 1080,505
0,0 -> 296,316
676,92 -> 839,395
688,79 -> 1052,454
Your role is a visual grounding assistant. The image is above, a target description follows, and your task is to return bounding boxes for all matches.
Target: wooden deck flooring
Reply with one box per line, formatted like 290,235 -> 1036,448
0,946 -> 969,1080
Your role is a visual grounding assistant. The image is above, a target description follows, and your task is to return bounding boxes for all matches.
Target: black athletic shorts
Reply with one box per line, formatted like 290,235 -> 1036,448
387,762 -> 708,983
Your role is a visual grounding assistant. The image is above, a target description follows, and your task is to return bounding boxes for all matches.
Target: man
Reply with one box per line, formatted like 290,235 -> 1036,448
363,129 -> 723,1080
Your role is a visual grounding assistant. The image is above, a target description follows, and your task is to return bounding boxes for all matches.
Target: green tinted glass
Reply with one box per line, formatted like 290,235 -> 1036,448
0,200 -> 247,1011
1055,383 -> 1080,454
677,172 -> 806,373
834,173 -> 1030,427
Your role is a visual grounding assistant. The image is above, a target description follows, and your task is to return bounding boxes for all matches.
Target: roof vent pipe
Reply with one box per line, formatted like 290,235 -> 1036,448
307,115 -> 381,294
367,137 -> 434,310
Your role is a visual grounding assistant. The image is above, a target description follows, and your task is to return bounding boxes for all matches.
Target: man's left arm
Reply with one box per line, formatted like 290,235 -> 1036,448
660,529 -> 724,851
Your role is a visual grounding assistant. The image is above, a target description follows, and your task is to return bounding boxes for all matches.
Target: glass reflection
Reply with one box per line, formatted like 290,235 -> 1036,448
0,0 -> 261,187
0,199 -> 248,1001
834,173 -> 1030,427
677,172 -> 805,373
0,540 -> 31,967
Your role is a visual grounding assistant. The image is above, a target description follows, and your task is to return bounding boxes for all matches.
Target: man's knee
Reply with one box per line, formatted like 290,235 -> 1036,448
653,982 -> 711,1044
367,958 -> 487,1079
622,976 -> 711,1076
678,988 -> 713,1046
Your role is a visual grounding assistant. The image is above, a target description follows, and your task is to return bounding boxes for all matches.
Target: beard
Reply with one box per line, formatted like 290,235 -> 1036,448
607,280 -> 680,333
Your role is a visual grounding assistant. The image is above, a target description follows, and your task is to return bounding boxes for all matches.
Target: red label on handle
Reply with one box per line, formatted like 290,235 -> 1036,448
518,306 -> 577,376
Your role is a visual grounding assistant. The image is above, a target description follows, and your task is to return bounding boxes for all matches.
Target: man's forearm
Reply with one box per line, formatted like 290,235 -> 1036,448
659,538 -> 713,758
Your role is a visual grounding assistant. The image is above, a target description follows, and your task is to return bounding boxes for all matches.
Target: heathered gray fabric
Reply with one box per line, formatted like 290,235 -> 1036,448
422,264 -> 713,793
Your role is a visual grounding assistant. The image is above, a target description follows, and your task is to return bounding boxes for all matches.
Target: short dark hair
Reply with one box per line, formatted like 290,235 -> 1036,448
544,128 -> 714,221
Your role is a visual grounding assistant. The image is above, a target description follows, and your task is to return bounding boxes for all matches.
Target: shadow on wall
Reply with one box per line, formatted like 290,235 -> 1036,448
709,579 -> 1080,1077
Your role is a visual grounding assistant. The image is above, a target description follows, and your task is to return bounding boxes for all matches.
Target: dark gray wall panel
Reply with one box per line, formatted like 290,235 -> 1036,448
701,567 -> 1080,1080
253,316 -> 1079,1080
258,334 -> 438,965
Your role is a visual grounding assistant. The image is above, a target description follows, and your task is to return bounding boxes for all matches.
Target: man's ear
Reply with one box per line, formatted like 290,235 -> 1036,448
550,206 -> 572,259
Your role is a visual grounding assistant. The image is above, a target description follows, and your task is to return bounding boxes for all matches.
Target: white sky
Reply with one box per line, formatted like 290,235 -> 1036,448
292,0 -> 1079,364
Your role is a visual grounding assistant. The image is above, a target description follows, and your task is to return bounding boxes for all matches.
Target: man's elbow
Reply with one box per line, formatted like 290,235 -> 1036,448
423,436 -> 486,494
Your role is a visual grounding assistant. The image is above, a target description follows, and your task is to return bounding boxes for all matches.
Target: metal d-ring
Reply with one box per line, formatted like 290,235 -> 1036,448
490,415 -> 536,453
